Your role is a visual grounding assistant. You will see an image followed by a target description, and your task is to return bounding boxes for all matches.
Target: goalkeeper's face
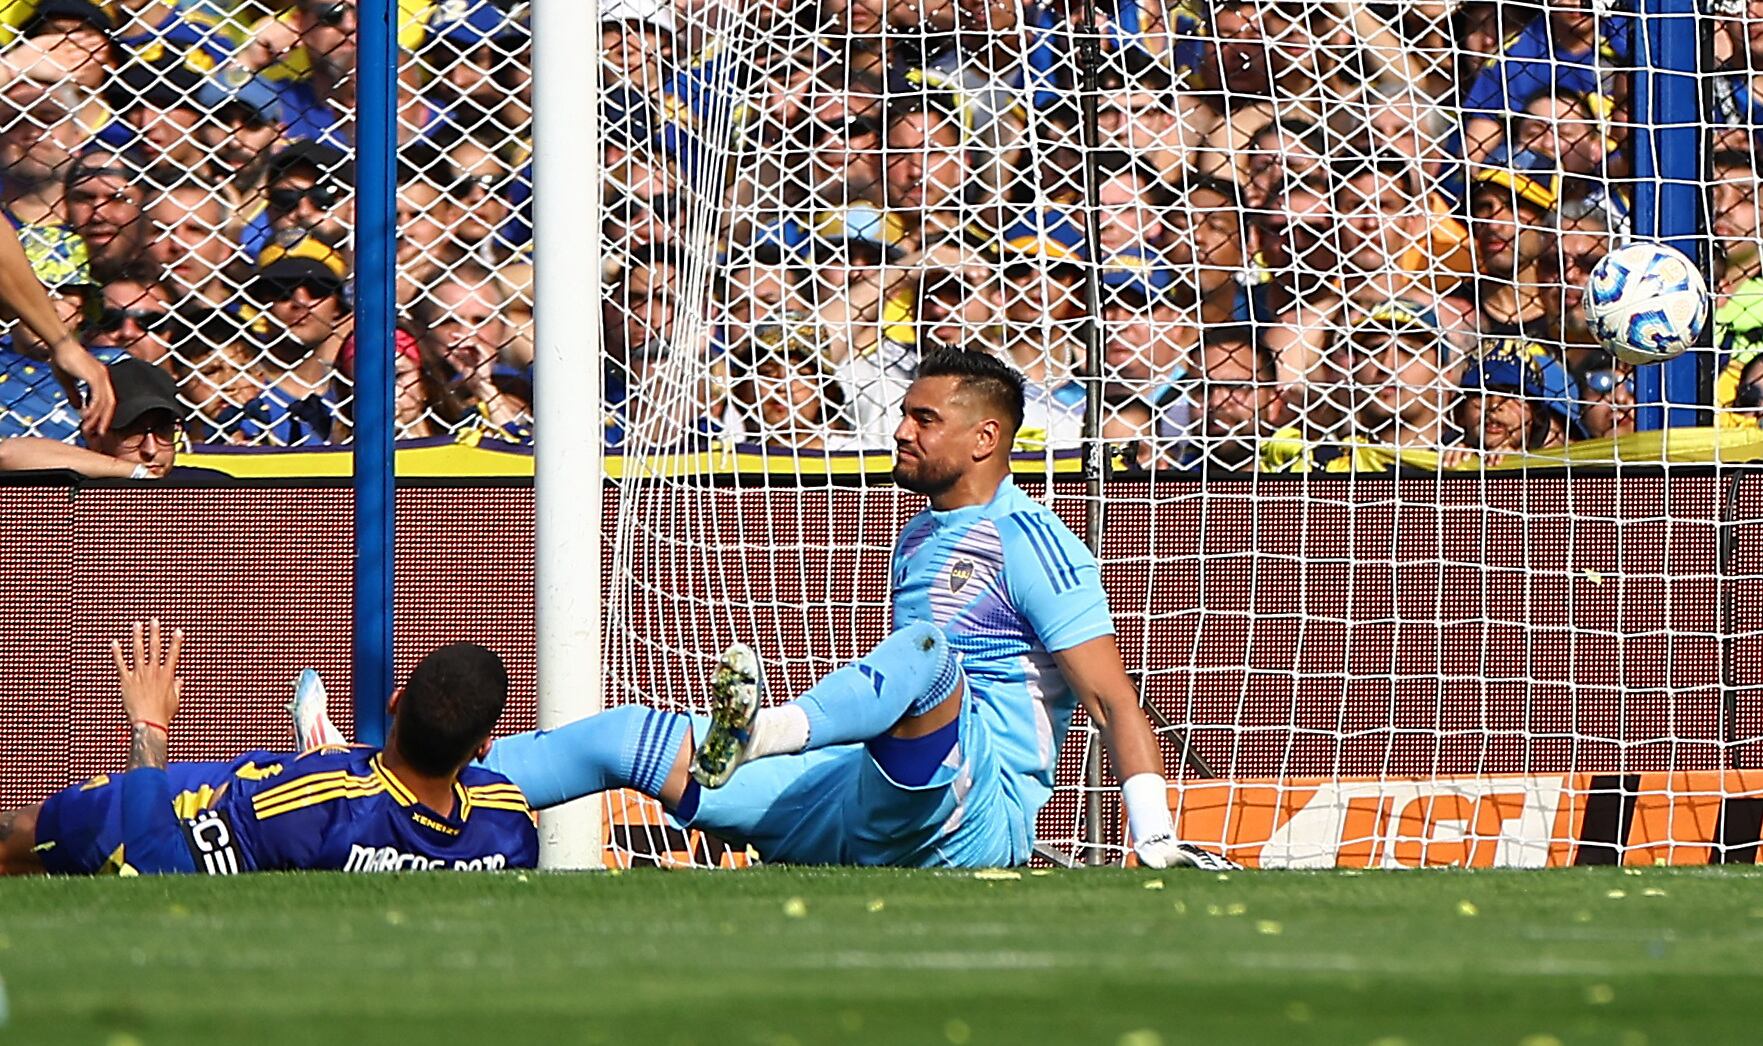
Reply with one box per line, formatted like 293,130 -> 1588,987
892,376 -> 989,497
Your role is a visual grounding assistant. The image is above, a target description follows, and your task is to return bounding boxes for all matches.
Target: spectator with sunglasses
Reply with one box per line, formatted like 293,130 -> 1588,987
234,236 -> 352,446
0,356 -> 227,478
93,277 -> 178,370
444,136 -> 525,261
248,140 -> 354,261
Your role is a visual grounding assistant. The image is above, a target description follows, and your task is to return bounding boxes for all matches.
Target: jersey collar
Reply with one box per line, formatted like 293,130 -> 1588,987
930,476 -> 1015,528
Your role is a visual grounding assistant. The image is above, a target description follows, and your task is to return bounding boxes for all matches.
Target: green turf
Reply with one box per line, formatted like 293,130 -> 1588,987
3,867 -> 1761,1045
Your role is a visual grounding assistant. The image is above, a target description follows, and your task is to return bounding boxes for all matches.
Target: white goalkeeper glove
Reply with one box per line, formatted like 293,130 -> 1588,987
1123,772 -> 1242,871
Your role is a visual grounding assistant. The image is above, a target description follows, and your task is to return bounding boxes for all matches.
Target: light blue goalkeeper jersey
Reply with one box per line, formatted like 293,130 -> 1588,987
890,478 -> 1115,814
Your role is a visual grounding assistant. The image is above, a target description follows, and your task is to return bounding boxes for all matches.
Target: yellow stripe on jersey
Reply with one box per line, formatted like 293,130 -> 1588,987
465,786 -> 528,802
467,798 -> 531,814
250,769 -> 352,808
254,778 -> 386,821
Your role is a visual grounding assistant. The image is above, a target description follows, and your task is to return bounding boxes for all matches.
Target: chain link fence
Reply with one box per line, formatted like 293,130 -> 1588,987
0,2 -> 1756,459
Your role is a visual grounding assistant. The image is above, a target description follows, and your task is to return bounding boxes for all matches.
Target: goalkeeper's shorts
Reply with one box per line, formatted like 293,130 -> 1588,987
677,687 -> 1035,867
34,752 -> 284,875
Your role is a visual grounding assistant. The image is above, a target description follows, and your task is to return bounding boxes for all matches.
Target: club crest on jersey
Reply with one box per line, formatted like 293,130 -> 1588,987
949,559 -> 975,594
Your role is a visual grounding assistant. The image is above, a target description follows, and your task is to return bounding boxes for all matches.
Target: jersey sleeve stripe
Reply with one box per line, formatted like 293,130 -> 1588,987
468,798 -> 532,813
253,778 -> 384,819
249,769 -> 350,805
1003,515 -> 1061,590
1010,515 -> 1076,593
1026,516 -> 1081,589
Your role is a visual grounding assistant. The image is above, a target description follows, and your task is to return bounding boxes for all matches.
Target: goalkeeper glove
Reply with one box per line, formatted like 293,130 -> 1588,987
1123,772 -> 1242,870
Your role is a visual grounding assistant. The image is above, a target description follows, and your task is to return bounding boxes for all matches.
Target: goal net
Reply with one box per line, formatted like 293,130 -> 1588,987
593,0 -> 1763,868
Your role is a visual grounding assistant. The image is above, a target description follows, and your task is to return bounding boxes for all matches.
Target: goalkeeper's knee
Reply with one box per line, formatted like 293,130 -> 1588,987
797,622 -> 960,748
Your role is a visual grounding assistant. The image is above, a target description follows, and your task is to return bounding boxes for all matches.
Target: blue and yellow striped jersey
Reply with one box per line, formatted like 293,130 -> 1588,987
190,746 -> 537,873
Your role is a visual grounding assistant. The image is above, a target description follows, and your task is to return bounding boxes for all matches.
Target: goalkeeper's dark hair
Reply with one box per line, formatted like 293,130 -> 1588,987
392,643 -> 510,776
917,346 -> 1026,436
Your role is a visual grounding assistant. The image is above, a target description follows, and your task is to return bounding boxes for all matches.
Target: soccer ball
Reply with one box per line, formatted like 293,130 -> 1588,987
1584,242 -> 1709,365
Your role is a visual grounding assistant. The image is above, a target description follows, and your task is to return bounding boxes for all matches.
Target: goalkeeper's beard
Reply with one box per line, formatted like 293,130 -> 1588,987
892,450 -> 963,499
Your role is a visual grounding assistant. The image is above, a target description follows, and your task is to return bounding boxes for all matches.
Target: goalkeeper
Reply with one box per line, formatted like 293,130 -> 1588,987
455,347 -> 1228,869
285,349 -> 1226,868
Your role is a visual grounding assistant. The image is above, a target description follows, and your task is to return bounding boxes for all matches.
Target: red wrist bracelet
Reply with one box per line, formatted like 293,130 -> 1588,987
137,720 -> 168,736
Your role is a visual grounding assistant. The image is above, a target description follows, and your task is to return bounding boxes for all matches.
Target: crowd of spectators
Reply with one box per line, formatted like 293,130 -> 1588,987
608,0 -> 1763,468
1,0 -> 1761,469
0,0 -> 534,451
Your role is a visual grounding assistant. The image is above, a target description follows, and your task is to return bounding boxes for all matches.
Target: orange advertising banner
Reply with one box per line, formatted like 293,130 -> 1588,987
1157,771 -> 1763,869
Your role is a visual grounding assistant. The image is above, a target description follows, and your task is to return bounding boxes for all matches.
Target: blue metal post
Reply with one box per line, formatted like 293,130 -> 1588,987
1630,0 -> 1707,430
353,0 -> 397,744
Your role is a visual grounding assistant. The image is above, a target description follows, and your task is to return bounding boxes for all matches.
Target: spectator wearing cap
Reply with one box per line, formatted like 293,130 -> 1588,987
247,140 -> 354,260
1187,325 -> 1305,472
995,211 -> 1087,417
0,226 -> 121,440
92,275 -> 178,370
1459,0 -> 1629,164
415,0 -> 530,146
1332,300 -> 1460,456
410,260 -> 532,443
1468,156 -> 1560,342
193,69 -> 288,217
1453,339 -> 1583,454
102,57 -> 212,169
0,356 -> 226,478
235,236 -> 351,445
1098,250 -> 1197,441
807,204 -> 910,362
110,0 -> 238,72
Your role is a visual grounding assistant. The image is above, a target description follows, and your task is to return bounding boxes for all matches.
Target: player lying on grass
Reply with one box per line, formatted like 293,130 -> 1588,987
0,623 -> 536,876
304,347 -> 1229,869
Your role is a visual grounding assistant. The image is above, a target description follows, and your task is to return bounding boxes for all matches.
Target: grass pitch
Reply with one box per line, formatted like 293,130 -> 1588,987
3,867 -> 1760,1045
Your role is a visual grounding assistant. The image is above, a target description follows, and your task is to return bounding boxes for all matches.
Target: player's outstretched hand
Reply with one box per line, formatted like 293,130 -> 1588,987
112,618 -> 183,729
1135,833 -> 1242,871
